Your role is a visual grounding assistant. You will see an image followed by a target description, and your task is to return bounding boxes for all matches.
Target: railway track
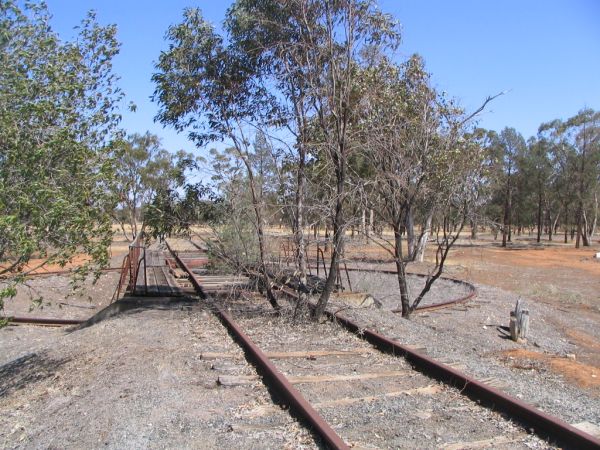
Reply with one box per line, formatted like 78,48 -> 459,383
165,237 -> 600,450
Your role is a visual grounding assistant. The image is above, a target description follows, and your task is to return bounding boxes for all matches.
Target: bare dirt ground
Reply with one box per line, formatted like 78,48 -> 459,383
0,302 -> 316,449
1,231 -> 599,448
339,232 -> 600,367
1,235 -> 131,321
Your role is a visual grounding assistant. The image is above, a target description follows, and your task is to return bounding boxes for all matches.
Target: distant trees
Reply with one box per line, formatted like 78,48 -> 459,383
539,109 -> 600,247
113,132 -> 199,240
480,109 -> 599,248
0,1 -> 123,310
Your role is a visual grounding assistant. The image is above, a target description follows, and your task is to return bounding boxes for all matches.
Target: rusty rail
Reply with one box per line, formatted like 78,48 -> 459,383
165,238 -> 600,449
111,232 -> 147,302
164,240 -> 206,299
342,266 -> 477,312
17,267 -> 121,278
165,240 -> 349,449
213,304 -> 349,450
2,316 -> 84,326
329,311 -> 600,450
111,253 -> 131,303
127,233 -> 146,295
275,284 -> 600,450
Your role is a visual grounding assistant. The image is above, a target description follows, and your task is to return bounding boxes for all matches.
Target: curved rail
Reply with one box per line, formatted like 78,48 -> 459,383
14,267 -> 121,278
330,310 -> 600,449
340,266 -> 478,312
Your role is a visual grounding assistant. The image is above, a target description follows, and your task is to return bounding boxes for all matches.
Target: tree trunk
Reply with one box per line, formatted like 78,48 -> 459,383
393,224 -> 411,318
576,202 -> 583,248
470,218 -> 478,240
591,191 -> 598,238
582,210 -> 590,246
406,208 -> 416,259
536,188 -> 543,243
293,143 -> 308,318
130,199 -> 138,240
415,211 -> 433,262
237,149 -> 279,312
361,208 -> 366,240
548,210 -> 558,242
564,204 -> 569,243
502,173 -> 511,247
314,160 -> 346,321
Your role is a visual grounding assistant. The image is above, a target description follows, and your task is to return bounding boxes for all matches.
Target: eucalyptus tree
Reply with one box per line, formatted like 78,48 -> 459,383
539,109 -> 600,247
113,132 -> 198,240
226,0 -> 317,312
224,0 -> 401,319
152,8 -> 281,310
0,1 -> 123,313
497,128 -> 527,247
358,55 -> 486,317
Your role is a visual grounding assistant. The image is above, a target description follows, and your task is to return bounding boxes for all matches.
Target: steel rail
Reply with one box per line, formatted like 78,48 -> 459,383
213,304 -> 349,450
165,240 -> 349,450
166,241 -> 600,449
2,316 -> 84,326
341,266 -> 478,312
275,284 -> 600,450
13,267 -> 122,278
164,241 -> 207,300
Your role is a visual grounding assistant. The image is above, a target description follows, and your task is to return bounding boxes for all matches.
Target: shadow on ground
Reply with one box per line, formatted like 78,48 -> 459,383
74,295 -> 200,330
0,352 -> 69,397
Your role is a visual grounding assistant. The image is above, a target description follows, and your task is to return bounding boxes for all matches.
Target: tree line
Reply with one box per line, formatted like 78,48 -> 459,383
480,111 -> 600,249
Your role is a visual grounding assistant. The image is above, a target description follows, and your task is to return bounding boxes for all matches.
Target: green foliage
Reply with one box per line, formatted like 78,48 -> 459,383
112,132 -> 203,238
144,182 -> 216,241
0,1 -> 123,310
479,109 -> 600,241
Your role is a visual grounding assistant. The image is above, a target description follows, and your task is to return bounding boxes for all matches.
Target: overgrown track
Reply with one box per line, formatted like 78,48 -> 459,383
166,238 -> 600,450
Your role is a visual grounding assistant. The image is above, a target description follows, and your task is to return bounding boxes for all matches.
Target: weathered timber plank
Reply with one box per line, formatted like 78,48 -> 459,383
201,348 -> 374,360
247,384 -> 442,417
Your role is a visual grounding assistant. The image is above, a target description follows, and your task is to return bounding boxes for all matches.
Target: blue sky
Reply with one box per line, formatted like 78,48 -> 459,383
45,1 -> 600,155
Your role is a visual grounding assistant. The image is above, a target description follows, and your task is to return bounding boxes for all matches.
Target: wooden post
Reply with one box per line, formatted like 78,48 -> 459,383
510,299 -> 529,342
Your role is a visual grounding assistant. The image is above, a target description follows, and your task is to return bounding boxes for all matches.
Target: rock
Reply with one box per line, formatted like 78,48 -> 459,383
572,421 -> 600,439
